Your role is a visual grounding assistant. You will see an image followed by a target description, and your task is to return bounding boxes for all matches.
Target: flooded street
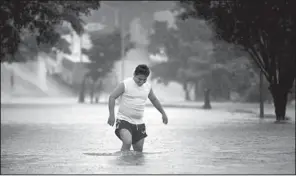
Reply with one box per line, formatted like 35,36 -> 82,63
2,0 -> 295,174
1,103 -> 295,174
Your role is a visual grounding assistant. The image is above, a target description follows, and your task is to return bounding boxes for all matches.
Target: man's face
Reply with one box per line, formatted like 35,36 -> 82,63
133,74 -> 148,86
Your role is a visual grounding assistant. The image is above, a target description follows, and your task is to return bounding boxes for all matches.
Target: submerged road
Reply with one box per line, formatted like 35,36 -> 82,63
1,103 -> 295,174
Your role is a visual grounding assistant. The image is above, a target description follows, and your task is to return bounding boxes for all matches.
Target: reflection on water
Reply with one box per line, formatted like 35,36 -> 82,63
84,150 -> 170,166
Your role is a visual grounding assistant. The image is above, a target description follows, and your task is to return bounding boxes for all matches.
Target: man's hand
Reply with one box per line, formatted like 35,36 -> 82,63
162,113 -> 168,125
107,115 -> 115,126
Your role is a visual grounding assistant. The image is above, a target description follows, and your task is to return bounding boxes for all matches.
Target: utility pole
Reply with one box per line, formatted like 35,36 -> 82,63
80,34 -> 83,62
120,15 -> 125,81
259,70 -> 264,118
103,3 -> 125,82
78,32 -> 85,103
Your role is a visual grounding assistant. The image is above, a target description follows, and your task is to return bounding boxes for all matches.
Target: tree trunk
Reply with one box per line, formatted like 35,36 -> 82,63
95,79 -> 103,103
269,84 -> 289,122
227,88 -> 231,101
90,82 -> 95,104
194,82 -> 199,101
183,82 -> 190,101
10,70 -> 15,90
89,78 -> 100,104
203,88 -> 212,109
78,76 -> 88,103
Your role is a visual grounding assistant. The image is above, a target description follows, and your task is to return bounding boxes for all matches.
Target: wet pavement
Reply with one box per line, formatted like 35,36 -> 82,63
1,103 -> 295,174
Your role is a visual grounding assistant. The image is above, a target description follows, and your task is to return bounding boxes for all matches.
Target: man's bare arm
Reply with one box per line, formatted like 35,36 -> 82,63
108,83 -> 125,117
148,88 -> 166,115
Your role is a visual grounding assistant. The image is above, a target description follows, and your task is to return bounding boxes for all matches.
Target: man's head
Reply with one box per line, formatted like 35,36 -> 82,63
133,64 -> 150,86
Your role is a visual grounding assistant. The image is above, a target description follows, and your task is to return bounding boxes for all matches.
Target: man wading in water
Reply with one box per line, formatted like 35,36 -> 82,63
107,64 -> 168,152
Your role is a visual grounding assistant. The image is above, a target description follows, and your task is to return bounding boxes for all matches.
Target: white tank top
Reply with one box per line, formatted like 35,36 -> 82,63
116,77 -> 151,124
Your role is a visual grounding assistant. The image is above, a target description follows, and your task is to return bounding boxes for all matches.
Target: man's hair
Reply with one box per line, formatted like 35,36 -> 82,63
134,64 -> 150,77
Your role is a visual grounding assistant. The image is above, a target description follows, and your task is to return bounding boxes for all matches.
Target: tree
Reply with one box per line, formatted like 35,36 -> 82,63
0,0 -> 101,62
149,19 -> 216,101
179,0 -> 296,121
78,28 -> 134,103
149,18 -> 251,102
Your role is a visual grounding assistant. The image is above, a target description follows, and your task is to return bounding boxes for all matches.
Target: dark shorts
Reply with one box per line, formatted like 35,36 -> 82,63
115,119 -> 147,144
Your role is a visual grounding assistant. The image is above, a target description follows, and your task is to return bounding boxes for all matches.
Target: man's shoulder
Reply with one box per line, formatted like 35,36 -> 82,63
121,77 -> 133,90
123,77 -> 133,82
121,77 -> 132,84
144,81 -> 152,89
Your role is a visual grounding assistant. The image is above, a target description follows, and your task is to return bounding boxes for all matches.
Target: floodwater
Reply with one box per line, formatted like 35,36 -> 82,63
1,103 -> 295,174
